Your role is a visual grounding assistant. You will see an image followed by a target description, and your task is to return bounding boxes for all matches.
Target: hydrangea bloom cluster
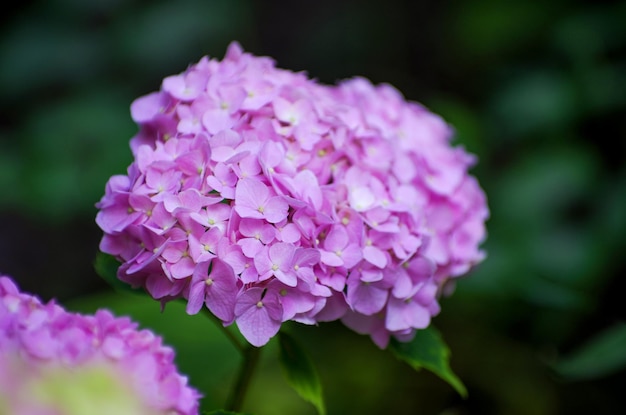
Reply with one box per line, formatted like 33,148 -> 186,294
0,276 -> 200,415
96,42 -> 488,348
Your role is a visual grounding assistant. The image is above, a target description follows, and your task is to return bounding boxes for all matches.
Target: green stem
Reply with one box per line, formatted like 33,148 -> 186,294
202,308 -> 261,410
226,345 -> 262,412
202,308 -> 245,354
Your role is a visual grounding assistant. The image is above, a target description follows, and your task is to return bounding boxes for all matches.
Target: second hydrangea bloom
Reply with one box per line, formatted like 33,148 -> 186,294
96,42 -> 488,347
0,276 -> 200,415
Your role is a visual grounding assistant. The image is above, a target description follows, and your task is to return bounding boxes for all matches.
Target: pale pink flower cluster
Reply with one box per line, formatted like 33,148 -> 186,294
96,42 -> 488,348
0,276 -> 200,415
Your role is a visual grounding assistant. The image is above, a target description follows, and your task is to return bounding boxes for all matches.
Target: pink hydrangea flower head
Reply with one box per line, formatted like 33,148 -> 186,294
0,276 -> 200,415
96,42 -> 488,348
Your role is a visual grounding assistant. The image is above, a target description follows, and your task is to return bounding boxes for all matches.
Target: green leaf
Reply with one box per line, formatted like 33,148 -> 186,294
390,326 -> 467,397
93,252 -> 145,296
552,323 -> 626,380
203,411 -> 251,415
277,331 -> 326,415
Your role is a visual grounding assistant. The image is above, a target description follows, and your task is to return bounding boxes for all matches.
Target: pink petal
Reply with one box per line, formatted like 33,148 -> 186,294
253,247 -> 273,278
273,97 -> 298,124
202,109 -> 235,135
263,196 -> 289,224
324,226 -> 349,252
294,248 -> 321,267
349,186 -> 375,211
163,74 -> 200,101
340,244 -> 363,269
274,269 -> 297,287
239,238 -> 264,258
186,280 -> 205,315
320,250 -> 343,267
235,288 -> 282,347
146,274 -> 176,299
131,92 -> 169,123
234,178 -> 268,219
269,242 -> 295,268
315,291 -> 349,322
363,245 -> 387,268
205,259 -> 238,322
277,223 -> 301,243
385,297 -> 430,332
347,281 -> 388,315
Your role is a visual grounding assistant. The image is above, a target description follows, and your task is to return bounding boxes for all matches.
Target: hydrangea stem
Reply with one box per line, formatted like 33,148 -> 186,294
202,308 -> 261,411
202,308 -> 245,354
226,345 -> 262,412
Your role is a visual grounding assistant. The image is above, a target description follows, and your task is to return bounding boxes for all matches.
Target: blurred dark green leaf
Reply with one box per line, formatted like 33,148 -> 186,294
490,70 -> 579,138
390,327 -> 467,398
0,23 -> 106,97
553,323 -> 626,381
278,331 -> 326,415
113,0 -> 254,74
4,88 -> 135,221
452,2 -> 549,58
204,411 -> 251,415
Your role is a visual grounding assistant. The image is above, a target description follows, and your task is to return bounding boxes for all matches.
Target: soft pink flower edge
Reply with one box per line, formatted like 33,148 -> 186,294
0,275 -> 201,415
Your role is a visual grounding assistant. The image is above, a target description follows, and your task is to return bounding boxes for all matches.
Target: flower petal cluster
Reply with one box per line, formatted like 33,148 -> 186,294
96,42 -> 488,348
0,276 -> 200,415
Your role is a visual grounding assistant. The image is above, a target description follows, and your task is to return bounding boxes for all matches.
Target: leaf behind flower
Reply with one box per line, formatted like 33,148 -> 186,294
94,252 -> 146,296
278,331 -> 326,415
390,326 -> 467,397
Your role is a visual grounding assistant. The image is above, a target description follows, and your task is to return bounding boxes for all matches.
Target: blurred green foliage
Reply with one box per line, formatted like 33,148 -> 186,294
553,323 -> 626,381
1,0 -> 625,414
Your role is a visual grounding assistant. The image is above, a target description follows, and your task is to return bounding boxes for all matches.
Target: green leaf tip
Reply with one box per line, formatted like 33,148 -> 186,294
278,331 -> 326,415
390,326 -> 467,398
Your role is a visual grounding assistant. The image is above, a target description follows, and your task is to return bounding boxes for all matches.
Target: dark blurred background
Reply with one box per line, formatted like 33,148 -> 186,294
1,1 -> 625,414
